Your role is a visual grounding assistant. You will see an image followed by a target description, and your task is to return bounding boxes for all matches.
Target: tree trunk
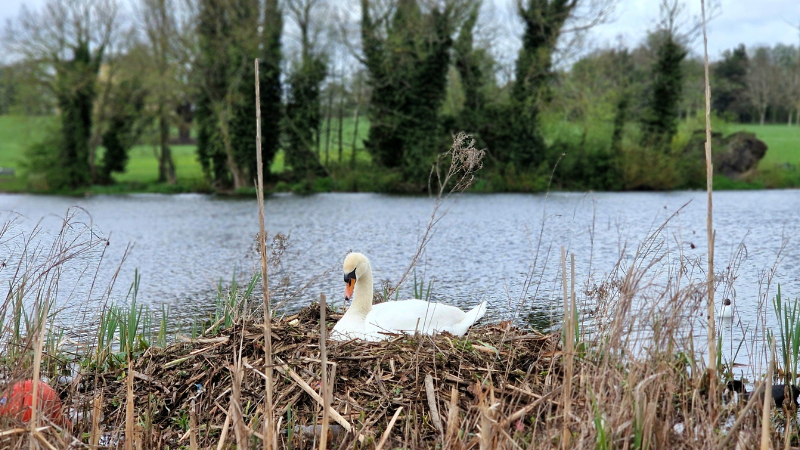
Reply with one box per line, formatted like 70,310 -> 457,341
158,110 -> 177,184
337,92 -> 344,163
789,111 -> 793,126
89,72 -> 115,183
324,86 -> 333,166
219,111 -> 246,190
760,109 -> 766,126
351,106 -> 360,166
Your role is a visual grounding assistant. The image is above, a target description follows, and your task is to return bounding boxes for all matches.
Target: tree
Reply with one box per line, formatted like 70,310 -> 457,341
97,79 -> 149,183
771,44 -> 799,125
4,0 -> 119,189
360,0 -> 468,183
503,0 -> 579,167
284,0 -> 328,180
138,0 -> 192,184
260,0 -> 283,181
195,0 -> 281,189
639,0 -> 693,149
746,46 -> 776,126
712,44 -> 749,122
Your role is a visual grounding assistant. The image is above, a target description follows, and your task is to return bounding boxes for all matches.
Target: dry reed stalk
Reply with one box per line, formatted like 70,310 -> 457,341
375,407 -> 403,450
424,374 -> 443,435
254,57 -> 275,450
90,394 -> 103,447
230,334 -> 248,448
717,378 -> 771,449
125,359 -> 135,450
560,247 -> 573,449
700,0 -> 717,397
319,293 -> 330,450
32,431 -> 57,450
272,358 -> 353,432
761,339 -> 775,450
124,359 -> 135,450
445,386 -> 459,447
189,398 -> 198,450
784,415 -> 791,450
28,298 -> 48,450
216,404 -> 232,450
479,385 -> 497,450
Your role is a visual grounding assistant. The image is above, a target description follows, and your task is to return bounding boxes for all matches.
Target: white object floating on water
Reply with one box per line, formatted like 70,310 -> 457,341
330,252 -> 487,341
719,298 -> 734,319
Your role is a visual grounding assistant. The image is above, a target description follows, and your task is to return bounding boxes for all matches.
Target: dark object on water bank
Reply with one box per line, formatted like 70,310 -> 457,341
683,130 -> 768,180
726,380 -> 800,408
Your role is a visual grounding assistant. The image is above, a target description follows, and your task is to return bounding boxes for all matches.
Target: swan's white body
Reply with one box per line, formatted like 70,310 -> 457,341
719,298 -> 734,319
330,253 -> 487,342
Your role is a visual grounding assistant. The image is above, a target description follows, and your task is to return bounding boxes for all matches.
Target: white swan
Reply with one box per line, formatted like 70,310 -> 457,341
719,298 -> 734,319
330,253 -> 487,341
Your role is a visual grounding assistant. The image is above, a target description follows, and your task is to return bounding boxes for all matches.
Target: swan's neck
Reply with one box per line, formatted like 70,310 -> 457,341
350,268 -> 373,316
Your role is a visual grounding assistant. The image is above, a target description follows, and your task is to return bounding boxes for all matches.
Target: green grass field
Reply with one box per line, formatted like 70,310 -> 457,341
724,124 -> 800,169
0,114 -> 372,191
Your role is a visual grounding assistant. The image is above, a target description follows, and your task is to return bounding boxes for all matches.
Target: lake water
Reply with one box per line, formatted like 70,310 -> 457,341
1,190 -> 799,371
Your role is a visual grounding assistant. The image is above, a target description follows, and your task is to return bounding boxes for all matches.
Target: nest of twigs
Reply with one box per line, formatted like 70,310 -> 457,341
72,304 -> 560,448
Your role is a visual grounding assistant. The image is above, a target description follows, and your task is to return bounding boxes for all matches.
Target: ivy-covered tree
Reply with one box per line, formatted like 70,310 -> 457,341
283,0 -> 327,180
260,0 -> 283,182
360,0 -> 459,183
5,0 -> 117,189
501,0 -> 577,169
285,56 -> 327,179
195,0 -> 282,190
98,79 -> 149,184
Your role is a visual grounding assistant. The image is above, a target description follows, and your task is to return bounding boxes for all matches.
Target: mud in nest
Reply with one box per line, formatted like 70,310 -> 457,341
77,304 -> 560,448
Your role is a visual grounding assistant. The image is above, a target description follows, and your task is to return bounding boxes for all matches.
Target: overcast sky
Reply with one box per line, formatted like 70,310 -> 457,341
1,0 -> 798,62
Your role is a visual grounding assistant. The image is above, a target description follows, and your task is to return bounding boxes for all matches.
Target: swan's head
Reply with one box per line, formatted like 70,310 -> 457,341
343,252 -> 370,302
723,298 -> 732,306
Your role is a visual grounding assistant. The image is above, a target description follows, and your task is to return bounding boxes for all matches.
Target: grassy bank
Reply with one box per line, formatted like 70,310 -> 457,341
0,114 -> 798,194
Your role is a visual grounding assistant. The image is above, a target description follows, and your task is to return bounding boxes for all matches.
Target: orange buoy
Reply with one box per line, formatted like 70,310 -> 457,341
0,380 -> 70,427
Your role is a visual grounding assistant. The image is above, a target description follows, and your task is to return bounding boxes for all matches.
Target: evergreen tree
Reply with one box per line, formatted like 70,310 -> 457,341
610,49 -> 634,152
640,31 -> 687,149
712,44 -> 749,122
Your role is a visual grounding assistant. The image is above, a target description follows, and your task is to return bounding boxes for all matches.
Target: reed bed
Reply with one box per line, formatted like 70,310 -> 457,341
65,304 -> 555,449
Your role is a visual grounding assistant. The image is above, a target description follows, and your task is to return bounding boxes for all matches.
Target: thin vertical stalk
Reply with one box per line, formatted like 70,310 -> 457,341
700,0 -> 716,400
255,58 -> 275,450
29,299 -> 48,449
561,247 -> 573,449
761,339 -> 775,450
126,357 -> 135,450
319,293 -> 329,450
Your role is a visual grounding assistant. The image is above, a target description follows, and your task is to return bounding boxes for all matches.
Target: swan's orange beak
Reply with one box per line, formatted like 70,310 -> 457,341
344,278 -> 355,302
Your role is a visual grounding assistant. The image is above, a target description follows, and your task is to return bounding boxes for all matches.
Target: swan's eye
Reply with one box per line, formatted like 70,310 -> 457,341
344,269 -> 357,283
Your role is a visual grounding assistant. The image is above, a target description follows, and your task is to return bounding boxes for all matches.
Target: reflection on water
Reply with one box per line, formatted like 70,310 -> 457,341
2,190 -> 800,372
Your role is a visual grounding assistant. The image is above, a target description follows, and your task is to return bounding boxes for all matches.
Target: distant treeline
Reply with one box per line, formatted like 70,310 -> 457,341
1,0 -> 798,192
